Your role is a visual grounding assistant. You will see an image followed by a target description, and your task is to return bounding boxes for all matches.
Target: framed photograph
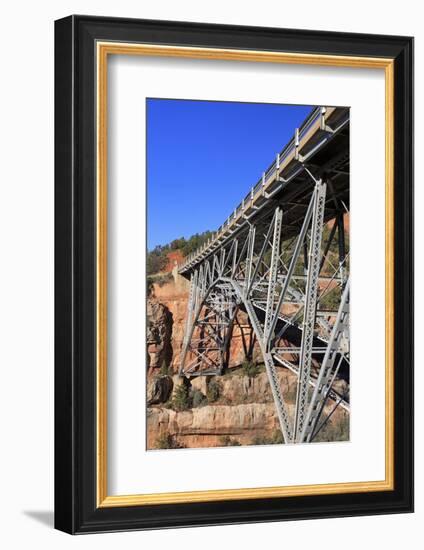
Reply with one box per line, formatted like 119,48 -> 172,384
54,15 -> 414,534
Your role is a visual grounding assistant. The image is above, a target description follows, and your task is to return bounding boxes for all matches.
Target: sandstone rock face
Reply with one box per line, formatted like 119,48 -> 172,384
147,376 -> 173,405
146,301 -> 173,373
171,374 -> 187,392
219,371 -> 296,404
147,403 -> 282,448
152,279 -> 189,372
147,368 -> 348,449
189,376 -> 208,395
151,278 -> 261,372
146,277 -> 349,450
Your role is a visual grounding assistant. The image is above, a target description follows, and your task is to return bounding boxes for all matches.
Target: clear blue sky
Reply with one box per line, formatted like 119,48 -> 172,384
147,99 -> 312,250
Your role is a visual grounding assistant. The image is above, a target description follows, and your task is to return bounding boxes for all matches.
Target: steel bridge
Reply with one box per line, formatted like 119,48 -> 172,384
178,106 -> 350,444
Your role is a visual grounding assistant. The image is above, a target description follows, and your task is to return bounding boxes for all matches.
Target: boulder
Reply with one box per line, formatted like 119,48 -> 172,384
147,375 -> 173,405
190,376 -> 208,395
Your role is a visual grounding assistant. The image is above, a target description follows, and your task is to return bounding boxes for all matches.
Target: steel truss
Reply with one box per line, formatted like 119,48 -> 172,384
178,107 -> 350,444
179,177 -> 349,443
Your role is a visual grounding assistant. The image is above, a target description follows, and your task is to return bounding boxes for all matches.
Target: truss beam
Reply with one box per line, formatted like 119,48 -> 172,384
177,113 -> 350,444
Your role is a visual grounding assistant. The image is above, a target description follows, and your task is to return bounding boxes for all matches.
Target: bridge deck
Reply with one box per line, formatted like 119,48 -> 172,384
179,105 -> 349,276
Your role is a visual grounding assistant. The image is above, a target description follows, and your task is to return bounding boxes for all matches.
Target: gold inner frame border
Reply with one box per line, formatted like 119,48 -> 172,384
96,42 -> 394,508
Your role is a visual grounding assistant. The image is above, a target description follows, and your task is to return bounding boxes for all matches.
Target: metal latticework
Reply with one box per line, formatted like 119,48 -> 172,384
178,106 -> 350,443
293,179 -> 327,442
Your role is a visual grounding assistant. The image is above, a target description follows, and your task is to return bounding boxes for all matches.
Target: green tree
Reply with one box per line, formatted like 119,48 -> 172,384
172,381 -> 192,411
206,378 -> 221,402
146,245 -> 168,275
242,359 -> 260,378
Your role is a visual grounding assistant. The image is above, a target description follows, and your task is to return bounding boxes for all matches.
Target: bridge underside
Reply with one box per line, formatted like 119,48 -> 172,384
178,107 -> 350,444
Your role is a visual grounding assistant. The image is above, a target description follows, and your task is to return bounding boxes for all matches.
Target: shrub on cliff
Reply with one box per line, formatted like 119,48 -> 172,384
206,378 -> 221,402
191,388 -> 207,408
219,435 -> 241,447
313,412 -> 349,442
146,230 -> 213,277
252,430 -> 284,446
171,381 -> 192,411
154,272 -> 173,287
318,286 -> 341,312
242,359 -> 260,378
159,361 -> 172,376
155,433 -> 185,449
147,246 -> 168,275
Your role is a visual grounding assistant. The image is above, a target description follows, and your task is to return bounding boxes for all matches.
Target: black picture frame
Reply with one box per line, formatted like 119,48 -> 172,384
55,15 -> 414,534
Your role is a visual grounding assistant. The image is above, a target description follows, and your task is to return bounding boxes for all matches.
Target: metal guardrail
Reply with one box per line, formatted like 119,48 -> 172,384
179,106 -> 330,272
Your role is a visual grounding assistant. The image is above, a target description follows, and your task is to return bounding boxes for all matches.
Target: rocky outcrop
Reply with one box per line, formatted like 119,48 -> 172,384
146,274 -> 349,450
146,301 -> 173,373
147,376 -> 173,405
147,368 -> 349,448
189,375 -> 208,395
218,371 -> 296,405
147,403 -> 282,448
151,278 -> 189,372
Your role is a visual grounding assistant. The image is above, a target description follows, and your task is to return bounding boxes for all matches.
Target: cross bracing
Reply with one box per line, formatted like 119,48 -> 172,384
178,106 -> 350,444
